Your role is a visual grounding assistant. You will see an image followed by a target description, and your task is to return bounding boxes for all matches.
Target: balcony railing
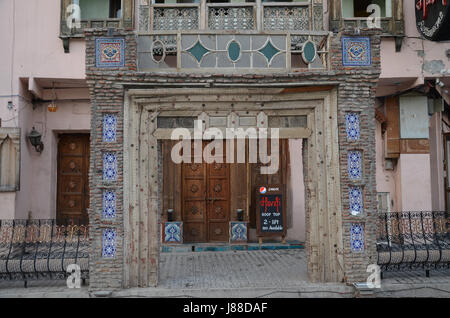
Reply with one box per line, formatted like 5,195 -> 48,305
139,1 -> 324,32
377,211 -> 450,274
137,30 -> 331,72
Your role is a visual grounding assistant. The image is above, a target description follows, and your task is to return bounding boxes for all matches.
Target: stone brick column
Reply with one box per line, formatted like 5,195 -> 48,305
333,30 -> 381,282
85,29 -> 136,291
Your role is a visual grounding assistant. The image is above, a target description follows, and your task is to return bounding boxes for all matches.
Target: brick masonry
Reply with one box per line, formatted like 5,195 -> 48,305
85,28 -> 381,290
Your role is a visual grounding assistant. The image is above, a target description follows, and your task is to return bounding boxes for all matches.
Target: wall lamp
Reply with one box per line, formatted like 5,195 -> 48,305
27,127 -> 44,153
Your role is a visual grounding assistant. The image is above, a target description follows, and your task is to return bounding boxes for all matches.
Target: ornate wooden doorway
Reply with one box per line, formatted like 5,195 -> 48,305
182,142 -> 230,243
56,134 -> 90,224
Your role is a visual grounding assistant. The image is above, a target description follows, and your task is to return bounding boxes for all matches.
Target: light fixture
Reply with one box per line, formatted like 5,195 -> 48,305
236,209 -> 244,222
27,127 -> 44,153
167,209 -> 174,222
48,82 -> 58,112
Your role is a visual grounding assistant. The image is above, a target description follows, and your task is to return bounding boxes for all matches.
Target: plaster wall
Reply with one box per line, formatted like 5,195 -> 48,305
399,154 -> 433,211
380,0 -> 450,80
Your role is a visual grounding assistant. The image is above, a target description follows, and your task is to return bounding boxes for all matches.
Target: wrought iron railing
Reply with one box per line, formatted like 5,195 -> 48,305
0,219 -> 89,287
208,3 -> 256,30
139,2 -> 323,32
377,211 -> 450,275
137,30 -> 331,72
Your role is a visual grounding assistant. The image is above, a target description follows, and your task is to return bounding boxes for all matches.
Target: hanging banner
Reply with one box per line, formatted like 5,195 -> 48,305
416,0 -> 450,41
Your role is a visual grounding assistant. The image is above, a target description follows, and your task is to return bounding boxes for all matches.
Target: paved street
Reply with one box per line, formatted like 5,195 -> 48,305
1,249 -> 450,297
159,249 -> 308,289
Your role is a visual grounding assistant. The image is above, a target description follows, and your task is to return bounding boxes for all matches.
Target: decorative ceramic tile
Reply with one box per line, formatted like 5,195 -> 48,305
348,151 -> 362,180
102,190 -> 116,219
103,152 -> 117,181
349,186 -> 363,216
342,37 -> 371,67
102,228 -> 117,258
350,223 -> 364,252
103,114 -> 117,142
96,38 -> 125,68
346,113 -> 360,141
230,222 -> 248,242
164,222 -> 183,243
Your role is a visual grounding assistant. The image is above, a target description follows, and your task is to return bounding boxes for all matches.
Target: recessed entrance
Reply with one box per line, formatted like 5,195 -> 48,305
124,87 -> 343,287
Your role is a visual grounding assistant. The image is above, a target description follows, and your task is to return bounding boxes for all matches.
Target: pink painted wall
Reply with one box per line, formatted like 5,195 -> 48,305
380,0 -> 450,81
286,139 -> 306,242
0,1 -> 90,219
399,154 -> 433,211
375,121 -> 399,211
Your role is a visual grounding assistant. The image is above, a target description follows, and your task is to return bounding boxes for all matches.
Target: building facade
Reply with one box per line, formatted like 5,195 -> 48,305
0,0 -> 449,291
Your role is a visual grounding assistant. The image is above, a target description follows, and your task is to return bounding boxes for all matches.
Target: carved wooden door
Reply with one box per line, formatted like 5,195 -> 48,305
57,134 -> 90,224
182,142 -> 230,243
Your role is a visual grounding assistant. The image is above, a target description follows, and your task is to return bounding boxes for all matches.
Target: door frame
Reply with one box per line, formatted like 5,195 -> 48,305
443,133 -> 450,213
123,87 -> 343,287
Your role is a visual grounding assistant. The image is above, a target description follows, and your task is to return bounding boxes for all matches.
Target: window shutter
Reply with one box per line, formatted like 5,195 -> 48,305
0,128 -> 20,192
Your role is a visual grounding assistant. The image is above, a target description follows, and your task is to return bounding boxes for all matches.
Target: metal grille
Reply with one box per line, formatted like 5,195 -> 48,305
263,6 -> 310,31
0,219 -> 89,286
208,6 -> 255,30
377,211 -> 450,275
153,7 -> 199,31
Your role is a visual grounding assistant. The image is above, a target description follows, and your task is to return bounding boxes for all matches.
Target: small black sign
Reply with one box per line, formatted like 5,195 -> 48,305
256,186 -> 286,237
416,0 -> 450,41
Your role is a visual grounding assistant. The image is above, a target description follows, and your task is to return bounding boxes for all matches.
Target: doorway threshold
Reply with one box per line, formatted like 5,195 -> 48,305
161,241 -> 304,253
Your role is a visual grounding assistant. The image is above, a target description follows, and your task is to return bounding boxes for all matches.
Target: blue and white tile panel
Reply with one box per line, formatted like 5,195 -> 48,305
103,152 -> 117,181
230,222 -> 248,242
103,114 -> 117,143
96,38 -> 125,68
342,37 -> 371,67
350,223 -> 364,252
102,228 -> 117,258
349,186 -> 363,216
164,222 -> 183,243
348,150 -> 362,180
345,112 -> 360,141
102,190 -> 116,219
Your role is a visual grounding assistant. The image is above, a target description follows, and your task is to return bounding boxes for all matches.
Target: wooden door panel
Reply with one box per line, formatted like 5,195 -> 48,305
60,157 -> 83,174
184,201 -> 206,221
183,163 -> 204,178
184,222 -> 206,243
208,222 -> 229,242
57,134 -> 90,224
61,176 -> 84,193
208,200 -> 228,221
208,179 -> 229,201
59,194 -> 83,211
184,179 -> 206,200
208,162 -> 227,177
181,141 -> 230,243
59,140 -> 85,155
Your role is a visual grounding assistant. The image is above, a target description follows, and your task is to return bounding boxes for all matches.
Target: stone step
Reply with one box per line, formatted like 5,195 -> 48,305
161,241 -> 304,253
